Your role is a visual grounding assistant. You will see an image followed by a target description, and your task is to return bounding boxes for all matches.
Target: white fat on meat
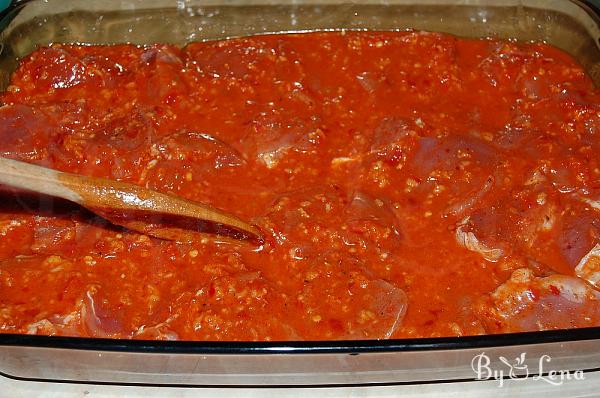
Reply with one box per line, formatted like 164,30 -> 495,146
575,243 -> 600,289
478,268 -> 600,333
580,197 -> 600,212
455,217 -> 504,262
25,310 -> 80,336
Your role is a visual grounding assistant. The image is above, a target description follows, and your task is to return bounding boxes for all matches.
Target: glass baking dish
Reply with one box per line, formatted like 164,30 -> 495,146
0,0 -> 599,387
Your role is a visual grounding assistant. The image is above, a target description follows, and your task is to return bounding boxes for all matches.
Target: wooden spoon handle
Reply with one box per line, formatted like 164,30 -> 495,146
0,157 -> 83,203
0,157 -> 263,240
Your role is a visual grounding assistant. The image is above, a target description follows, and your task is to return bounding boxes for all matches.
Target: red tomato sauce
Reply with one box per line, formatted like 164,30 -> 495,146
0,31 -> 599,340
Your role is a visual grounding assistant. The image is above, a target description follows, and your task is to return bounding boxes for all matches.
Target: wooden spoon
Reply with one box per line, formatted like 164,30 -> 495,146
0,157 -> 263,243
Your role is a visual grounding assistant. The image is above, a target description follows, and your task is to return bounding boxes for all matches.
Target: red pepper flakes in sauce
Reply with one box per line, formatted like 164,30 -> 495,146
0,31 -> 599,341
